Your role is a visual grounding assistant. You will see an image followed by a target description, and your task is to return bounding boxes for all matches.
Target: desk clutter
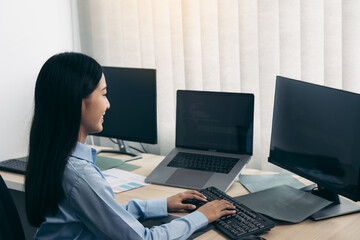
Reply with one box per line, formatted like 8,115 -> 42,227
2,152 -> 360,239
95,155 -> 147,193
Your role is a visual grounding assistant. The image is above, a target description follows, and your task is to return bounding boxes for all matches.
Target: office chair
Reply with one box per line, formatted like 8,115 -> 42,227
0,174 -> 25,240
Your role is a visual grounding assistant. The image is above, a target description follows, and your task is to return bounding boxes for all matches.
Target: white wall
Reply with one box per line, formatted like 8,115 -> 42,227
0,0 -> 74,160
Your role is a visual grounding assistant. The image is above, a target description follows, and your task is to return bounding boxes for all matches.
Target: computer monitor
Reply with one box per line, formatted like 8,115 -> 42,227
93,66 -> 157,160
268,76 -> 360,220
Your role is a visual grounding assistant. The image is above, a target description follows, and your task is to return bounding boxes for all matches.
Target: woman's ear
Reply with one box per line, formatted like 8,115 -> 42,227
81,98 -> 85,113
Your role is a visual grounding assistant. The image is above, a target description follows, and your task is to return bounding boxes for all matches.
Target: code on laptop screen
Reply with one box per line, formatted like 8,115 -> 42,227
176,90 -> 254,155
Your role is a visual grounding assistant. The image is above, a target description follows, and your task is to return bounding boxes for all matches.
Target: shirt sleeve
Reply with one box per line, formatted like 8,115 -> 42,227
68,166 -> 208,240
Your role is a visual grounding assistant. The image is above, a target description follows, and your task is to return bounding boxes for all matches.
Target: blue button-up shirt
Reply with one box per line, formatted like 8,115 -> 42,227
35,142 -> 208,239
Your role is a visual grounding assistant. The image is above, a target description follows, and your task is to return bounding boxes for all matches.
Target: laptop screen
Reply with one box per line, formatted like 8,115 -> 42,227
176,90 -> 254,154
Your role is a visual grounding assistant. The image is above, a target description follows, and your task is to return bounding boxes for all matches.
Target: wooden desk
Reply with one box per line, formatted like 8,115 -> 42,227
2,152 -> 360,240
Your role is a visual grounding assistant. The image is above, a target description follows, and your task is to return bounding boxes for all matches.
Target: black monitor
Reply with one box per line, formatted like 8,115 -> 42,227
93,66 -> 157,160
268,76 -> 360,220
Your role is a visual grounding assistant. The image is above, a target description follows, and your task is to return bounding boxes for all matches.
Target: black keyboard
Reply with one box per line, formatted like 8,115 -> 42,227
167,152 -> 238,173
0,159 -> 26,174
185,187 -> 275,239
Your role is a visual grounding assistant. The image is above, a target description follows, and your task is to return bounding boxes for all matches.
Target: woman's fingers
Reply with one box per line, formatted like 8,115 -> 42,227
181,190 -> 207,202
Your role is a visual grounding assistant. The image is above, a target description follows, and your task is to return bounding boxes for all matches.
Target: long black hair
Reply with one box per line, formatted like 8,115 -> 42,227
25,52 -> 103,227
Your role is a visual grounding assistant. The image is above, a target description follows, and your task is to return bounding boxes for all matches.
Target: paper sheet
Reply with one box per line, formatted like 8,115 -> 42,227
102,168 -> 148,193
239,173 -> 305,193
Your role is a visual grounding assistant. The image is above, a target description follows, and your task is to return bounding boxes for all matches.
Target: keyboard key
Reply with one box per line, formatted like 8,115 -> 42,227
167,152 -> 239,173
0,159 -> 26,174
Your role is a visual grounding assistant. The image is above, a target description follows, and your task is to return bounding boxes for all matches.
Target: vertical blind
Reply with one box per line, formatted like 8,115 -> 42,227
74,0 -> 360,171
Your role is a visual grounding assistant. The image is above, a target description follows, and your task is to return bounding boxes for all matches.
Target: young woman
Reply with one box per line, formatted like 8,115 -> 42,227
25,52 -> 235,239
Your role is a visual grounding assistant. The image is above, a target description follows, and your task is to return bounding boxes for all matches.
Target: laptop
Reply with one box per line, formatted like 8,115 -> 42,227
145,90 -> 254,192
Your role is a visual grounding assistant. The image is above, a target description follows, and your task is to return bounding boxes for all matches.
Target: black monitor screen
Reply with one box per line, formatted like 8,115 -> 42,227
94,66 -> 157,144
176,90 -> 254,154
269,76 -> 360,201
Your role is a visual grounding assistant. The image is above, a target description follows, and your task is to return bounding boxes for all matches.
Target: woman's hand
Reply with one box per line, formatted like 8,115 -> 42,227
167,190 -> 207,212
197,200 -> 236,223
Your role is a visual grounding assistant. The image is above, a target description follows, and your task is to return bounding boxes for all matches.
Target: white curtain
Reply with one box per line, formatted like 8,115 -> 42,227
73,0 -> 360,171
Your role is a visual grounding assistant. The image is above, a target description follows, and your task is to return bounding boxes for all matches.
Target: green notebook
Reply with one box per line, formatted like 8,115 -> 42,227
95,155 -> 140,171
15,157 -> 27,162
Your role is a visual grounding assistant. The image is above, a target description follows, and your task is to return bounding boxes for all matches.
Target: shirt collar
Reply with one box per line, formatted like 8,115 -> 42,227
70,142 -> 97,164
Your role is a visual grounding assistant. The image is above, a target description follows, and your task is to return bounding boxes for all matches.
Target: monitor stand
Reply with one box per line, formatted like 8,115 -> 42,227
302,184 -> 360,220
96,139 -> 142,162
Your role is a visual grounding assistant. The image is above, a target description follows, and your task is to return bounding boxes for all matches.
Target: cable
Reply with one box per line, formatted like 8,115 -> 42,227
140,143 -> 148,153
310,186 -> 319,194
129,146 -> 144,153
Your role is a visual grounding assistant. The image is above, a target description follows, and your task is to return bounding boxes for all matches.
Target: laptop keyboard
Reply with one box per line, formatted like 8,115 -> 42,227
167,152 -> 239,174
0,159 -> 26,174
